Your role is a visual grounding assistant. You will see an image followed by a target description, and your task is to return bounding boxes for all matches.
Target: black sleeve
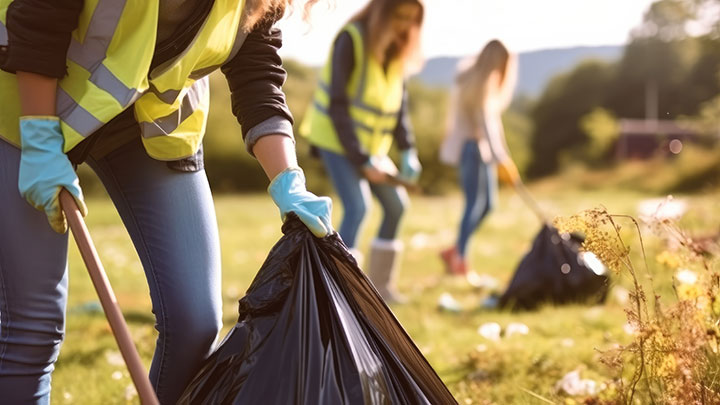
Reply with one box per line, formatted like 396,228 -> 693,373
328,31 -> 370,167
221,17 -> 293,141
392,85 -> 414,151
1,0 -> 83,78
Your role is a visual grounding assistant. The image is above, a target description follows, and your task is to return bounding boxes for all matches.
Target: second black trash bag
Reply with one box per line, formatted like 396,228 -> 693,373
178,216 -> 457,404
497,225 -> 610,311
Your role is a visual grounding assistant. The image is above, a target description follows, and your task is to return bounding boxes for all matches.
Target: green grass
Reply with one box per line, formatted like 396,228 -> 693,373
52,184 -> 720,404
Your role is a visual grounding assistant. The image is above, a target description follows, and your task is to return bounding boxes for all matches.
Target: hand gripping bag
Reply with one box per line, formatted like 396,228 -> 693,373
178,216 -> 457,404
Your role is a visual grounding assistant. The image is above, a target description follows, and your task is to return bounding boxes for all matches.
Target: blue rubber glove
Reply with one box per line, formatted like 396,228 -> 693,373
18,116 -> 87,233
268,167 -> 333,238
399,148 -> 422,183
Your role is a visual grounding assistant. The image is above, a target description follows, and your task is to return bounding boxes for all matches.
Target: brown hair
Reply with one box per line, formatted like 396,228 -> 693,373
242,0 -> 321,32
456,39 -> 516,120
350,0 -> 424,71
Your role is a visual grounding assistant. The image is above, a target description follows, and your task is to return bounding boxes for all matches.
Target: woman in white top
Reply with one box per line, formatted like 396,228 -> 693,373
439,39 -> 520,276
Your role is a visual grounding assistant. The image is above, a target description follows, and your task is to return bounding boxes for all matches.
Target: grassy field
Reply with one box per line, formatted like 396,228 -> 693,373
51,182 -> 720,404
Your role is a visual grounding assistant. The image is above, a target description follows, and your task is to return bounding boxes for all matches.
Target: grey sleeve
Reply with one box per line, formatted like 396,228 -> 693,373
244,115 -> 295,156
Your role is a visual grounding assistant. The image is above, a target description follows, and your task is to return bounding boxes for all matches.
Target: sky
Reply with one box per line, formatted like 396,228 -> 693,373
276,0 -> 657,66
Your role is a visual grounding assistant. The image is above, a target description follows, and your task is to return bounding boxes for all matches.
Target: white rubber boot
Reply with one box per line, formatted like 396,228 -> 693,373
367,239 -> 406,304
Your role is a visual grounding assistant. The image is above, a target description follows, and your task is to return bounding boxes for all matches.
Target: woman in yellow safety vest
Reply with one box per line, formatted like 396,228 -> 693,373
300,0 -> 424,304
0,1 -> 331,403
439,39 -> 520,276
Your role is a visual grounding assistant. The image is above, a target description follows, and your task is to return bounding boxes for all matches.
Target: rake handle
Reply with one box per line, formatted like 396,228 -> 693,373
60,189 -> 159,405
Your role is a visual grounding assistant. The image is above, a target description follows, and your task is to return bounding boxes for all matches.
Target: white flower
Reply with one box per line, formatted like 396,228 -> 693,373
675,269 -> 698,285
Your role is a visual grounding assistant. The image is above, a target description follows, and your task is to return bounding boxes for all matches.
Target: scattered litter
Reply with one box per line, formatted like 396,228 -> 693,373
478,322 -> 502,341
637,196 -> 687,221
623,322 -> 638,336
409,232 -> 433,250
561,338 -> 575,348
612,286 -> 630,305
111,371 -> 123,380
475,344 -> 488,353
505,322 -> 530,337
437,292 -> 463,313
480,294 -> 500,310
466,272 -> 499,290
555,370 -> 598,396
70,301 -> 103,315
105,350 -> 124,367
63,392 -> 72,402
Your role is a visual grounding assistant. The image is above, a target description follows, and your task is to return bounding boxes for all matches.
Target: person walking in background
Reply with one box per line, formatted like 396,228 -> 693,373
439,39 -> 520,276
300,0 -> 424,303
0,0 -> 331,403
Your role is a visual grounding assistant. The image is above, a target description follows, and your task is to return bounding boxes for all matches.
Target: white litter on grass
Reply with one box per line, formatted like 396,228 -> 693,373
637,196 -> 687,221
63,392 -> 73,402
437,292 -> 463,313
475,344 -> 488,353
478,322 -> 502,341
555,370 -> 598,396
561,338 -> 575,348
111,371 -> 123,380
675,269 -> 698,285
624,322 -> 638,336
505,322 -> 530,337
105,350 -> 124,366
409,232 -> 433,250
466,272 -> 500,290
613,286 -> 630,305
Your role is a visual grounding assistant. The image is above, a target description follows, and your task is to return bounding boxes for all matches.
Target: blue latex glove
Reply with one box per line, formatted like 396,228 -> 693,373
18,116 -> 87,233
268,167 -> 333,238
399,148 -> 422,183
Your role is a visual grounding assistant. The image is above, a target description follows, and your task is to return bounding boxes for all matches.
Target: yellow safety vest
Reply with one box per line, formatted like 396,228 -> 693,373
0,0 -> 246,160
299,23 -> 405,157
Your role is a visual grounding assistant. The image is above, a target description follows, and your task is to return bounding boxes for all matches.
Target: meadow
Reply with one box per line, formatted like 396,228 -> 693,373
49,179 -> 720,404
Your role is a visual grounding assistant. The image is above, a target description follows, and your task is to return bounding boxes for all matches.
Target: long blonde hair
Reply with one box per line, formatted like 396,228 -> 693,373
351,0 -> 424,71
242,0 -> 321,32
456,39 -> 516,121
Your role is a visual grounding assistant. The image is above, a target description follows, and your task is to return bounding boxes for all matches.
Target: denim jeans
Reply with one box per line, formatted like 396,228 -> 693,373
457,140 -> 497,258
318,148 -> 408,248
0,137 -> 222,404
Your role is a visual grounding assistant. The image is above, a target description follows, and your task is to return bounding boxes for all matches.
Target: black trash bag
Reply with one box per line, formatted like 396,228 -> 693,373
178,216 -> 456,404
497,225 -> 610,311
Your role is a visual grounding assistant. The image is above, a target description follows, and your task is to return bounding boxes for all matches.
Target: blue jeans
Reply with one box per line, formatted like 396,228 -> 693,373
318,149 -> 408,248
0,137 -> 222,404
457,140 -> 497,258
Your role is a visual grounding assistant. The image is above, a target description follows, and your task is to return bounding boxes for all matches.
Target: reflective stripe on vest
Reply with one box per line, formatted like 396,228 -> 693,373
299,22 -> 405,157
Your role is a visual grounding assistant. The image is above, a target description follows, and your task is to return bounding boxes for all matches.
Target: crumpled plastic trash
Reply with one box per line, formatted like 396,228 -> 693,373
504,322 -> 530,337
437,292 -> 463,313
555,370 -> 598,396
178,216 -> 456,404
477,323 -> 502,341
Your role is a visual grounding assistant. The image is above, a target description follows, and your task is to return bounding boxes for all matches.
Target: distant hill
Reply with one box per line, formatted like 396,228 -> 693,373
413,45 -> 623,97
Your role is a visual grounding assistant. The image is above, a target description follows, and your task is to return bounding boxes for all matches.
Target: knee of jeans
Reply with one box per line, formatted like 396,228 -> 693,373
0,324 -> 64,374
344,198 -> 369,228
164,306 -> 221,353
385,192 -> 409,221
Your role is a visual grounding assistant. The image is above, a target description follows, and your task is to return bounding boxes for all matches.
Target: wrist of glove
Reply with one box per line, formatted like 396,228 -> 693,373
268,167 -> 333,238
18,116 -> 87,233
400,148 -> 422,183
497,161 -> 520,185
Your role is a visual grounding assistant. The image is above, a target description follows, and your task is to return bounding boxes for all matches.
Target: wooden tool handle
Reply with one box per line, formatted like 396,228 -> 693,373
60,190 -> 159,405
